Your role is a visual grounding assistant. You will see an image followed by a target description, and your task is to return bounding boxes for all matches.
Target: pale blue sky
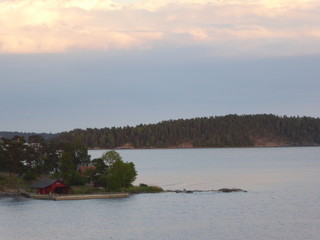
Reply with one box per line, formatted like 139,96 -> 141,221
1,0 -> 320,132
1,49 -> 319,132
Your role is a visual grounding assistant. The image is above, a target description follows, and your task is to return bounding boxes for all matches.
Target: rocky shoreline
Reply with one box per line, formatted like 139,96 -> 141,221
0,191 -> 28,197
0,188 -> 247,199
166,188 -> 247,194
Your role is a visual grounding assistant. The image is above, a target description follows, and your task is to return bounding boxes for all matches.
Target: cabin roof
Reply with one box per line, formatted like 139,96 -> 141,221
79,166 -> 96,173
30,179 -> 60,188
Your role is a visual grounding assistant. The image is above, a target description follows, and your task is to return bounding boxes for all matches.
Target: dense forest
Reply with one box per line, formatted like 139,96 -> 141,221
0,131 -> 58,140
55,114 -> 320,149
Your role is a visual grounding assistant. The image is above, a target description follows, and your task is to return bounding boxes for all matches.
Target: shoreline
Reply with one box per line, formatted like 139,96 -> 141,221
89,145 -> 320,150
27,192 -> 129,201
0,188 -> 247,200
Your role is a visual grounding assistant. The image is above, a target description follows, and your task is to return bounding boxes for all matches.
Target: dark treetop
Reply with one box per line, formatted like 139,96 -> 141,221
55,114 -> 320,149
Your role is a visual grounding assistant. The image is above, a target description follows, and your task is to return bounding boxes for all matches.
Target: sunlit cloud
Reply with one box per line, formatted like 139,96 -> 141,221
0,0 -> 320,56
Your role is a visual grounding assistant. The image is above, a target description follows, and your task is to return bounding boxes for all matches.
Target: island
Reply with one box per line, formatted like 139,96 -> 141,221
0,137 -> 163,198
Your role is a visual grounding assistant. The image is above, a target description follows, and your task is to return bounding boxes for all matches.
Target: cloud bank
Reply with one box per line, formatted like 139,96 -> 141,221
1,0 -> 320,56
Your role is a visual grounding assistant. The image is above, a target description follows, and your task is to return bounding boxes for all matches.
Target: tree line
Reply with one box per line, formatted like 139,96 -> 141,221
0,131 -> 58,140
55,114 -> 320,148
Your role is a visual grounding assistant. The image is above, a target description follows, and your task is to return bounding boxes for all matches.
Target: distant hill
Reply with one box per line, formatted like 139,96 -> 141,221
0,131 -> 58,141
55,114 -> 320,149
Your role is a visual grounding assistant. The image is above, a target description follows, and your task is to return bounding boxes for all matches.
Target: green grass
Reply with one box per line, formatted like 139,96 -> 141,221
0,172 -> 34,192
125,183 -> 163,194
71,185 -> 106,194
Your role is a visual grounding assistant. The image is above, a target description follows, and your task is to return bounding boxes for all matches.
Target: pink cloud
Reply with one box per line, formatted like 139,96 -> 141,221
0,0 -> 319,56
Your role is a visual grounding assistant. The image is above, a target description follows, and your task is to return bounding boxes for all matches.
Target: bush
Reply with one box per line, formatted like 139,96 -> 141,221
126,184 -> 163,194
23,170 -> 37,181
66,171 -> 86,186
139,183 -> 148,187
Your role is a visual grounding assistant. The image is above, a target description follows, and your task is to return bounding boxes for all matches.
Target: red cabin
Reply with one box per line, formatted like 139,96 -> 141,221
30,179 -> 71,195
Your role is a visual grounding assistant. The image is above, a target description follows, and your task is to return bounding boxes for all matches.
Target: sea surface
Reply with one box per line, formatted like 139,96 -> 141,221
1,147 -> 320,240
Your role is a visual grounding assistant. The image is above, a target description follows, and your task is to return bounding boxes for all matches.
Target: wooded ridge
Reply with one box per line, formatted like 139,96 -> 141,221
54,114 -> 320,148
0,131 -> 58,140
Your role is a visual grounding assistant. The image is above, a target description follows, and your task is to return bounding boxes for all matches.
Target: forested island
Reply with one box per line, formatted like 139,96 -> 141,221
56,114 -> 320,149
0,137 -> 162,195
1,114 -> 320,149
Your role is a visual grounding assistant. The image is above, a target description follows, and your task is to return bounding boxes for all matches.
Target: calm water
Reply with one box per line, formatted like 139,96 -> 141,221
1,147 -> 320,240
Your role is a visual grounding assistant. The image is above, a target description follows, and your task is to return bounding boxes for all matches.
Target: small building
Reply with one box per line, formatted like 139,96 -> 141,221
30,179 -> 71,195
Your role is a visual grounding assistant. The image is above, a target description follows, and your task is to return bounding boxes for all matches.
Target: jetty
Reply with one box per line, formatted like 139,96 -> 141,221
27,193 -> 129,201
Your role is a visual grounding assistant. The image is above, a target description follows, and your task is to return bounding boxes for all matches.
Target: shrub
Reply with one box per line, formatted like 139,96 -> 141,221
126,184 -> 163,193
66,171 -> 86,186
23,170 -> 37,181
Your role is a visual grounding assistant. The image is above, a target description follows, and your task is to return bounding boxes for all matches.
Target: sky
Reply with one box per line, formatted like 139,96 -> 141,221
1,0 -> 320,133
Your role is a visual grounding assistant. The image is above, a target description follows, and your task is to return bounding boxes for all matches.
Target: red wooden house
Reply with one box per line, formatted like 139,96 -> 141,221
30,179 -> 71,194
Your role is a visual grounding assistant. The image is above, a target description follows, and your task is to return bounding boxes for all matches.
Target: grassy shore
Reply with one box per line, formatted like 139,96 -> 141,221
124,184 -> 163,194
0,172 -> 34,194
72,183 -> 163,194
0,173 -> 163,195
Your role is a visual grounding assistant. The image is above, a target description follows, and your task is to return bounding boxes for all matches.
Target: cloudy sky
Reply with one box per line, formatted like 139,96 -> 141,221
1,0 -> 320,133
